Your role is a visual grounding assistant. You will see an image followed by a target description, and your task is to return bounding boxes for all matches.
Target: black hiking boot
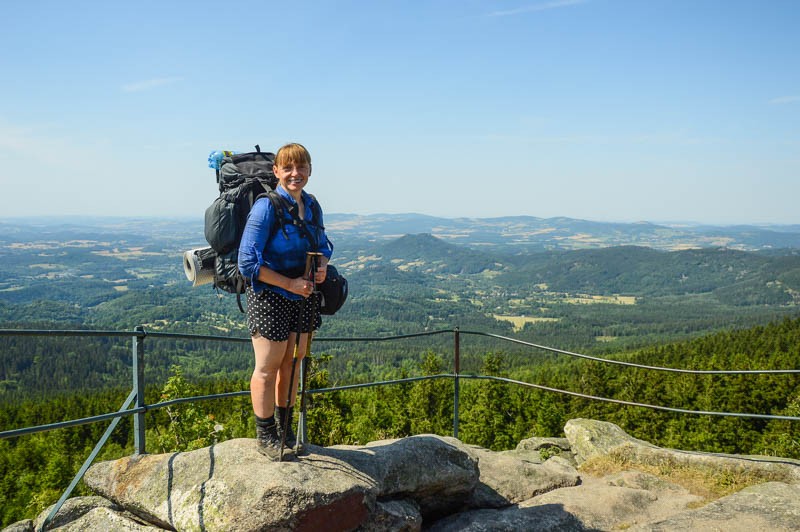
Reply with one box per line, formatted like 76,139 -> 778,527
275,406 -> 297,450
255,418 -> 293,461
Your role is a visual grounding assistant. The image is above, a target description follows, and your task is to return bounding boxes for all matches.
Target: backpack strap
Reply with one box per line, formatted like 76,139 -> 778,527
260,190 -> 322,247
307,193 -> 324,231
256,190 -> 290,241
235,288 -> 245,313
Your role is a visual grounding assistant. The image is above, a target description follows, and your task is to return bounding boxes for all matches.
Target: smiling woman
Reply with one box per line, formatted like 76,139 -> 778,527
237,142 -> 335,461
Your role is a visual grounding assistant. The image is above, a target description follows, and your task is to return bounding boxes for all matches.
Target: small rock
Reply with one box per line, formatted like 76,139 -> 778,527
34,496 -> 121,531
360,499 -> 422,532
1,520 -> 33,532
516,436 -> 571,452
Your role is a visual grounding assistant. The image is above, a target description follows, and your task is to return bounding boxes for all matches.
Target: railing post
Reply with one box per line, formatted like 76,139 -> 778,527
453,327 -> 460,440
132,326 -> 146,454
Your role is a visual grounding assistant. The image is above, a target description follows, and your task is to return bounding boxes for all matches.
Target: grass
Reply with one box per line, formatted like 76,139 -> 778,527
595,335 -> 619,342
579,450 -> 795,504
492,315 -> 561,332
562,294 -> 637,305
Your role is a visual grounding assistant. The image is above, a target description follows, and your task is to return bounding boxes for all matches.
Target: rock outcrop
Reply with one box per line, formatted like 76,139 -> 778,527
8,419 -> 800,531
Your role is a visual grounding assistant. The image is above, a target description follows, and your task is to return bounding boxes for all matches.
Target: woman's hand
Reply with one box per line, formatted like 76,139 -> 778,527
288,277 -> 314,298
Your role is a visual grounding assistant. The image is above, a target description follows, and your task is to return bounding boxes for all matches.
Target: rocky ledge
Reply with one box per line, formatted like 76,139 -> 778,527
7,418 -> 800,531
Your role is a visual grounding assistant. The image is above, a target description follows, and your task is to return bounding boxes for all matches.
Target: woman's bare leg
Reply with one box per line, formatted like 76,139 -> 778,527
251,334 -> 289,418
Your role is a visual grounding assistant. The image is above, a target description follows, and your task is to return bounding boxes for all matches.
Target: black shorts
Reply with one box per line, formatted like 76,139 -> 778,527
245,287 -> 320,341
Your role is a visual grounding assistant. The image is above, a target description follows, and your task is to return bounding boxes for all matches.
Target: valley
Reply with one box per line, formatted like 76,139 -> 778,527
1,215 -> 799,399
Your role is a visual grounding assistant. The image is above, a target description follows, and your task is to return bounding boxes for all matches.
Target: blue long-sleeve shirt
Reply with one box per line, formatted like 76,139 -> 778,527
238,186 -> 333,299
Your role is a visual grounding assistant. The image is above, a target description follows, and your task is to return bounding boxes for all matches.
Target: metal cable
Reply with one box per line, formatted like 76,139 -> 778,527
462,330 -> 800,375
464,375 -> 800,422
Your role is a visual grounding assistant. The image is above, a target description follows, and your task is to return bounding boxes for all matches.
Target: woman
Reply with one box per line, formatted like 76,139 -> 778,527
238,143 -> 333,460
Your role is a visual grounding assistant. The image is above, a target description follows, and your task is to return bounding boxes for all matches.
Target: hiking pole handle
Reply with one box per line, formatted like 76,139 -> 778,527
305,252 -> 323,282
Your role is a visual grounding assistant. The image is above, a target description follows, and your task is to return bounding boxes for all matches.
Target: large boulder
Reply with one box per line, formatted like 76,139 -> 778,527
428,470 -> 701,531
426,504 -> 589,531
522,471 -> 702,530
564,418 -> 657,463
86,438 -> 373,531
457,445 -> 580,508
83,435 -> 479,531
564,418 -> 800,484
323,435 -> 479,518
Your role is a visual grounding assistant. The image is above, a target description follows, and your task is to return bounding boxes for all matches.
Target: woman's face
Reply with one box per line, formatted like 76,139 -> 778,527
274,160 -> 311,196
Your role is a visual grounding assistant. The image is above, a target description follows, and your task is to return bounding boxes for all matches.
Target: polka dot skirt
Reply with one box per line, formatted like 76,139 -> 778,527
246,287 -> 321,341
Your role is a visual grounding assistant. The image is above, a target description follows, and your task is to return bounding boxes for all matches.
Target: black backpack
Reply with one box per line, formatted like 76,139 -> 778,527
317,263 -> 348,315
204,146 -> 277,308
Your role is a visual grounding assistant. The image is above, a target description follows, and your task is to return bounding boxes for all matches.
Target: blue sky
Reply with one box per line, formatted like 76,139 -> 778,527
1,0 -> 798,224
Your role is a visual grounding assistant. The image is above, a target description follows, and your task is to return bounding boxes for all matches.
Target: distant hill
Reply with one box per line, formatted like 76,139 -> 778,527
376,233 -> 499,274
344,234 -> 800,306
499,245 -> 800,303
4,214 -> 800,252
325,213 -> 800,252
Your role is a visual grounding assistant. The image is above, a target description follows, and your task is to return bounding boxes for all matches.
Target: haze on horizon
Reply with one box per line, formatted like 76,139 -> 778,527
0,1 -> 798,226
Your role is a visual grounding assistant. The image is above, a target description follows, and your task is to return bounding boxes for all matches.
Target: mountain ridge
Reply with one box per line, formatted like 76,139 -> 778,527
4,214 -> 800,252
323,213 -> 800,251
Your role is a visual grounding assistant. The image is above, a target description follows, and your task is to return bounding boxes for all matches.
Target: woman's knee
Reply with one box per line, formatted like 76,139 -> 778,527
252,365 -> 279,380
253,339 -> 289,373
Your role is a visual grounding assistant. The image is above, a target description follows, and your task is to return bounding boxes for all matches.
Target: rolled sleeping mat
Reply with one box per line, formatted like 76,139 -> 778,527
183,247 -> 216,287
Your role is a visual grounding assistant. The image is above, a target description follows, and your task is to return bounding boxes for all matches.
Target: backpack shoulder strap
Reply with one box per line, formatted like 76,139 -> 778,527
253,189 -> 290,241
306,193 -> 324,230
259,190 -> 320,246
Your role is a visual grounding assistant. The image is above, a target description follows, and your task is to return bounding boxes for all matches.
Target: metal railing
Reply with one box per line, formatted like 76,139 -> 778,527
2,326 -> 800,529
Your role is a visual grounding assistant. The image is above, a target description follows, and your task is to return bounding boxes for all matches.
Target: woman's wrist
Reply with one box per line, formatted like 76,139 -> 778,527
257,265 -> 290,290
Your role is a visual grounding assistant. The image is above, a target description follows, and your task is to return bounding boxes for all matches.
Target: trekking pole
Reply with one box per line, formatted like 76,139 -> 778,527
297,354 -> 310,455
298,252 -> 322,455
280,252 -> 319,461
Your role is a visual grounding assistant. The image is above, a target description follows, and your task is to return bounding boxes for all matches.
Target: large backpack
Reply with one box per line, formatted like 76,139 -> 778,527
204,146 -> 277,308
203,145 -> 348,314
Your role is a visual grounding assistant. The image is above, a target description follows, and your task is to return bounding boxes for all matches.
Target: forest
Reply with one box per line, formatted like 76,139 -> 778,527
1,317 -> 799,526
